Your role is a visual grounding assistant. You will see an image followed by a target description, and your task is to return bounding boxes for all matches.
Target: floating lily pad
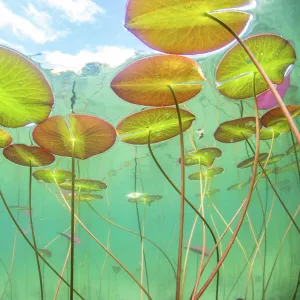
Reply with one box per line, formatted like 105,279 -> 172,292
178,147 -> 222,167
125,0 -> 252,54
285,144 -> 300,155
60,179 -> 107,192
188,167 -> 224,180
116,107 -> 195,144
0,129 -> 12,148
33,114 -> 116,159
214,117 -> 261,143
217,34 -> 296,99
261,154 -> 284,166
259,128 -> 280,140
237,153 -> 269,169
111,55 -> 205,106
254,168 -> 276,180
3,144 -> 55,167
32,169 -> 74,184
65,193 -> 103,202
0,47 -> 54,128
261,105 -> 300,133
276,162 -> 297,174
227,181 -> 248,191
196,189 -> 220,197
128,194 -> 162,205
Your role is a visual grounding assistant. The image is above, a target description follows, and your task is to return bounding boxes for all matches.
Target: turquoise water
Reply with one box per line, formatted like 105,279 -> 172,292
0,0 -> 300,300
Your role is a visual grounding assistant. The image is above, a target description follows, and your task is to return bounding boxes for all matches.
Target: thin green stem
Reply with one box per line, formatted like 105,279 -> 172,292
70,142 -> 75,300
290,132 -> 300,181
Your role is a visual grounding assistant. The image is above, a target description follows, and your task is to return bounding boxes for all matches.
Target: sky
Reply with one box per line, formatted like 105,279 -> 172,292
0,0 -> 150,73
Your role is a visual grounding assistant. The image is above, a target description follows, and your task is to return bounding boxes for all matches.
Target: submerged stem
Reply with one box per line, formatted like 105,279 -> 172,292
70,142 -> 75,300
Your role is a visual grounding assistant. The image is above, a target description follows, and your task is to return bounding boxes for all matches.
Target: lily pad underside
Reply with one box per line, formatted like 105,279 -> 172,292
0,128 -> 12,148
65,193 -> 103,202
33,169 -> 74,184
237,153 -> 269,168
189,167 -> 224,180
261,154 -> 284,166
125,0 -> 252,54
128,195 -> 162,205
116,107 -> 195,144
286,144 -> 300,155
217,34 -> 296,99
227,181 -> 248,191
0,46 -> 54,128
60,179 -> 107,192
259,128 -> 280,140
111,54 -> 205,106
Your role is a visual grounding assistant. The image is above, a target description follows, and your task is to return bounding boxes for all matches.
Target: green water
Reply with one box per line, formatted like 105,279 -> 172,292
0,0 -> 300,299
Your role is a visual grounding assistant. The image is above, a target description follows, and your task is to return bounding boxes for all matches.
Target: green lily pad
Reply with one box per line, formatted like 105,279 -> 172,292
128,194 -> 162,205
285,144 -> 300,155
259,128 -> 280,140
227,181 -> 248,191
178,147 -> 222,167
254,168 -> 276,180
261,154 -> 284,166
196,188 -> 220,197
3,144 -> 55,167
0,47 -> 54,128
33,114 -> 116,159
217,34 -> 296,99
188,167 -> 224,180
111,54 -> 205,106
276,162 -> 297,173
237,153 -> 269,169
59,179 -> 107,192
125,0 -> 252,54
0,128 -> 12,148
32,169 -> 74,184
65,193 -> 103,202
214,117 -> 261,143
116,107 -> 195,145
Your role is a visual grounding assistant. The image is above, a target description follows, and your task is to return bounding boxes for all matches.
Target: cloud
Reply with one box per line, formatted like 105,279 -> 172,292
24,3 -> 52,30
44,0 -> 105,23
0,38 -> 26,53
41,46 -> 137,73
0,1 -> 62,44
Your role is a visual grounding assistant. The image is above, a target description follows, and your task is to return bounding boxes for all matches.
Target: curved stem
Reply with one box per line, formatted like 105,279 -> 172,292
206,13 -> 300,144
193,73 -> 261,300
29,164 -> 44,300
292,270 -> 300,300
0,190 -> 84,299
0,257 -> 12,300
290,132 -> 300,181
167,85 -> 186,300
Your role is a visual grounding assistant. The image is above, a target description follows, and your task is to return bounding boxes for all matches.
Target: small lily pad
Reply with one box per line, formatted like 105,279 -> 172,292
116,107 -> 195,145
3,144 -> 55,167
65,193 -> 103,202
32,169 -> 74,184
261,154 -> 284,166
188,167 -> 224,180
128,194 -> 162,205
33,114 -> 116,159
178,147 -> 222,167
60,179 -> 107,192
0,46 -> 54,128
111,55 -> 205,106
285,144 -> 300,155
0,128 -> 12,148
214,117 -> 261,143
217,34 -> 296,99
196,189 -> 220,197
259,128 -> 280,140
237,153 -> 269,169
227,182 -> 248,191
261,105 -> 300,133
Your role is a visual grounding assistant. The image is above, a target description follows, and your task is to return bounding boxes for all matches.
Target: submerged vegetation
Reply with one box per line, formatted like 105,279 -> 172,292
0,0 -> 299,300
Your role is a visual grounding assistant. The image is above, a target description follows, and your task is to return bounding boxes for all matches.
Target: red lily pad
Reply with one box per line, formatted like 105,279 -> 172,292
3,144 -> 55,167
214,117 -> 261,143
285,144 -> 300,155
237,153 -> 269,169
0,129 -> 12,148
0,46 -> 54,128
261,105 -> 300,133
217,34 -> 296,99
116,107 -> 195,145
227,182 -> 248,191
65,193 -> 103,202
259,128 -> 280,140
188,167 -> 224,180
60,179 -> 107,192
32,169 -> 73,184
111,55 -> 205,106
33,114 -> 116,159
178,147 -> 222,167
125,0 -> 252,55
128,194 -> 162,205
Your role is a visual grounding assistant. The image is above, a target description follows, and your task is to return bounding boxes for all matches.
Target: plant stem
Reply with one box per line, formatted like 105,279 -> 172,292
290,132 -> 300,181
70,142 -> 75,300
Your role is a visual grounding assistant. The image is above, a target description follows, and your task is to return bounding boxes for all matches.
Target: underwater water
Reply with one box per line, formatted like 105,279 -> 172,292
0,0 -> 299,299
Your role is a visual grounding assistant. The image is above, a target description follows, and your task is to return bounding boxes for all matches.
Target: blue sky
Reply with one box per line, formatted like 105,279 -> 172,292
0,0 -> 150,73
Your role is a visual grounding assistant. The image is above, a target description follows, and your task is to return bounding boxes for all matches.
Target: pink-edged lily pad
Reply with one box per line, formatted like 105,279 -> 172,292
65,193 -> 103,202
111,55 -> 205,106
32,169 -> 74,184
116,107 -> 195,145
3,144 -> 55,167
59,179 -> 107,192
0,128 -> 12,148
178,147 -> 222,167
237,153 -> 269,169
33,114 -> 116,159
188,167 -> 224,180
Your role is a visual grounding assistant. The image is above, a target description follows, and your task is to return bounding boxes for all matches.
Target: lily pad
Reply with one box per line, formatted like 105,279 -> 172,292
0,46 -> 54,128
285,144 -> 300,155
276,162 -> 297,174
237,153 -> 269,169
196,189 -> 220,197
254,168 -> 276,180
125,0 -> 252,54
3,144 -> 55,167
60,179 -> 107,192
128,194 -> 162,205
178,147 -> 222,167
0,129 -> 12,148
116,107 -> 195,145
32,169 -> 74,184
214,117 -> 261,143
261,105 -> 300,133
65,193 -> 103,202
227,182 -> 248,191
217,34 -> 296,99
188,167 -> 224,180
261,154 -> 284,166
111,55 -> 205,106
259,128 -> 280,140
33,114 -> 116,159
